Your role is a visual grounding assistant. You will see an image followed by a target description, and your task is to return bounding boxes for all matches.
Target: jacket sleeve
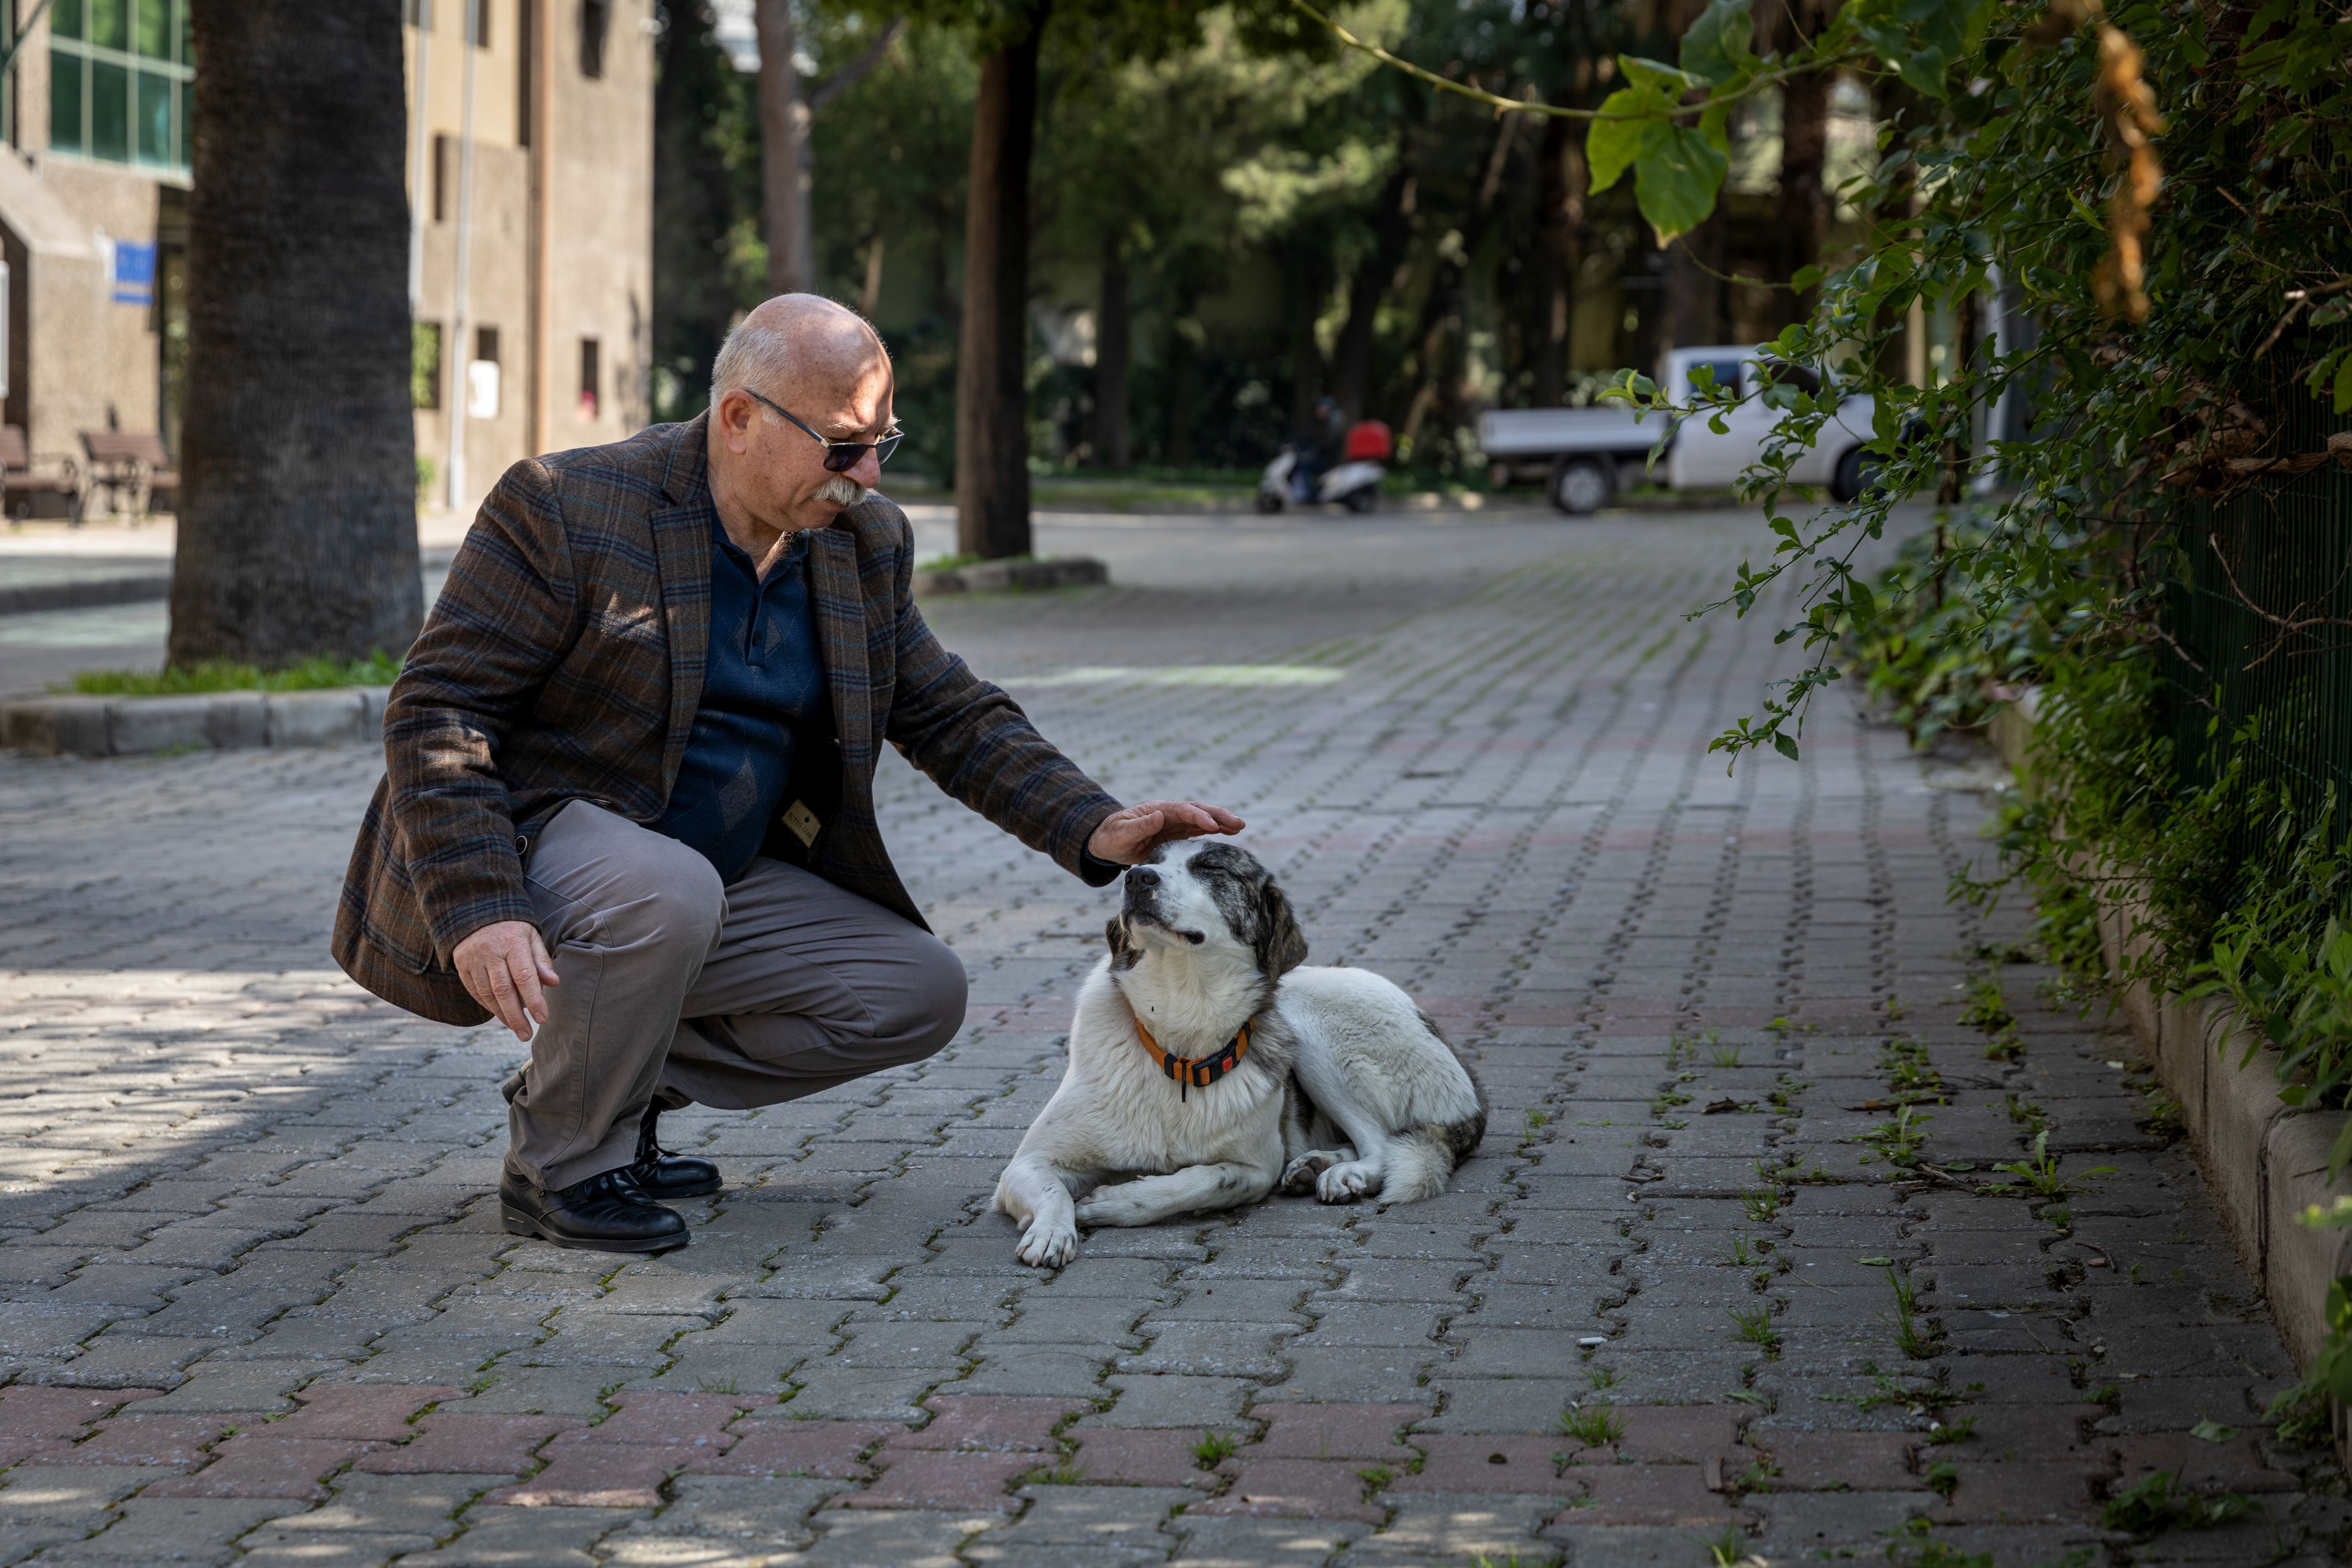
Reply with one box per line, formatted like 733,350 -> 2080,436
879,520 -> 1120,876
382,459 -> 579,963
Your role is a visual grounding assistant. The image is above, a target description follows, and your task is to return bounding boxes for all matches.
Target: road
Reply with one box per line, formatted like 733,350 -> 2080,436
0,504 -> 2335,1566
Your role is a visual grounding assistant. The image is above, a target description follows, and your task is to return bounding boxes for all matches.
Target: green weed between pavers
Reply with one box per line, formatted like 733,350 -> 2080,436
1820,1365 -> 1983,1416
1884,1267 -> 1943,1361
62,650 -> 405,696
1986,1130 -> 2114,1201
1191,1430 -> 1238,1467
1859,1103 -> 1934,1169
2100,1469 -> 2255,1533
1556,1404 -> 1627,1447
1728,1304 -> 1780,1353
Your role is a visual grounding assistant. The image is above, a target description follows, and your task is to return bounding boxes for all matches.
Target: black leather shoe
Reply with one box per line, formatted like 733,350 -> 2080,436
628,1103 -> 722,1200
500,1166 -> 688,1253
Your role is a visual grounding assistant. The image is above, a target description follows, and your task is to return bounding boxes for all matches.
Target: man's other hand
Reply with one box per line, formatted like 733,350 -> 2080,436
1087,801 -> 1245,866
453,920 -> 559,1041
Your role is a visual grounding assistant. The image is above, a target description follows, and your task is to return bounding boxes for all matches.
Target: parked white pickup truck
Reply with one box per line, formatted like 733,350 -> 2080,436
1478,345 -> 1883,514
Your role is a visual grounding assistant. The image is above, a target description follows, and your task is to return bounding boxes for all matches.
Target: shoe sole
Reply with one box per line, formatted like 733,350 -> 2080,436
500,1204 -> 689,1253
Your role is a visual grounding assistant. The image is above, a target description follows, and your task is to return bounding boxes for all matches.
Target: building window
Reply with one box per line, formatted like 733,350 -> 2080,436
413,322 -> 443,410
468,0 -> 490,48
580,0 -> 609,79
466,325 -> 500,419
578,337 -> 600,419
432,133 -> 452,222
405,0 -> 434,26
49,0 -> 195,173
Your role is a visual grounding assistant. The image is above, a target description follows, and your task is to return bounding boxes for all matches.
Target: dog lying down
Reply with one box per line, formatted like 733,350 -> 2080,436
995,840 -> 1487,1267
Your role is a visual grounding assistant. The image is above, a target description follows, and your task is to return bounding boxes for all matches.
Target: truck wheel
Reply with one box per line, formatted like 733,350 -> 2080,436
1254,491 -> 1285,514
1342,486 -> 1379,514
1550,458 -> 1613,515
1830,447 -> 1883,504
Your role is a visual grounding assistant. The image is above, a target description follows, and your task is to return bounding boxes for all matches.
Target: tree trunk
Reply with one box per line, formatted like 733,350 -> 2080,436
1281,240 -> 1327,435
1093,239 -> 1131,469
1329,162 -> 1414,420
954,8 -> 1047,559
1531,117 -> 1585,406
171,0 -> 419,669
1662,217 -> 1725,363
755,0 -> 814,295
1778,69 -> 1831,325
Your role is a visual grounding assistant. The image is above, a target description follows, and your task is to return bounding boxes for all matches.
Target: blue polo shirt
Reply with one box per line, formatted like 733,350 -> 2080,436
655,521 -> 831,883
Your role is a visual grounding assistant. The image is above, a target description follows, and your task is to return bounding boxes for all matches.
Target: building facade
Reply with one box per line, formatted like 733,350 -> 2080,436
406,0 -> 655,516
0,0 -> 652,518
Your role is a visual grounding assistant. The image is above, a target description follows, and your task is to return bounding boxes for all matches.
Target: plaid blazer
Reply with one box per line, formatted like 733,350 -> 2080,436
334,413 -> 1120,1026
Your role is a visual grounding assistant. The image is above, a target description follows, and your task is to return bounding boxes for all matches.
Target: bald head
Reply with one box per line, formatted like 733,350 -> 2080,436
711,294 -> 888,409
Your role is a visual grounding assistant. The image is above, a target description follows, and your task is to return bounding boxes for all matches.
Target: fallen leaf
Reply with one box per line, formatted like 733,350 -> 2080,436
2190,1418 -> 2239,1443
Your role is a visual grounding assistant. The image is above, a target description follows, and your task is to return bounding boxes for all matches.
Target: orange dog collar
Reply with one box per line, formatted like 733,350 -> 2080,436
1132,1012 -> 1251,1099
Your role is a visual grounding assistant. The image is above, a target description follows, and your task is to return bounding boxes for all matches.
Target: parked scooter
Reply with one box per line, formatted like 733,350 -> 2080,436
1256,419 -> 1391,514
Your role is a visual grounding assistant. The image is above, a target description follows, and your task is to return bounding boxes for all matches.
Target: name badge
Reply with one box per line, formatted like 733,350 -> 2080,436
781,798 -> 822,848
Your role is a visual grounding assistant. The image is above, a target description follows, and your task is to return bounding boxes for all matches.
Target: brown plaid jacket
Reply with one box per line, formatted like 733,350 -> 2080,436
334,413 -> 1120,1026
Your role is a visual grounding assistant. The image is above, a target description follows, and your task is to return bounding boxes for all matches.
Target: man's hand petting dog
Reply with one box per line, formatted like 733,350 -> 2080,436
1086,801 -> 1244,865
453,920 -> 561,1042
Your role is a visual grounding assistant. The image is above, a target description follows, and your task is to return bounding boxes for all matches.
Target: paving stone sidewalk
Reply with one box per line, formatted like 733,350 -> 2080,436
0,510 -> 2343,1566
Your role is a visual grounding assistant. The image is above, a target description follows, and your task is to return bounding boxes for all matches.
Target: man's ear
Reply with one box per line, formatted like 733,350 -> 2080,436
1254,878 -> 1309,977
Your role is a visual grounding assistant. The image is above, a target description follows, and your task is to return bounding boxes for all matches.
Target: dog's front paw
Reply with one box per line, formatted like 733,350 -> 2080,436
1315,1160 -> 1381,1204
1015,1220 -> 1079,1268
1281,1151 -> 1338,1194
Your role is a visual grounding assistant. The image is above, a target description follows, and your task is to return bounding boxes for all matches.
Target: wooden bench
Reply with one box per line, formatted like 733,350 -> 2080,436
78,430 -> 179,518
1,425 -> 82,523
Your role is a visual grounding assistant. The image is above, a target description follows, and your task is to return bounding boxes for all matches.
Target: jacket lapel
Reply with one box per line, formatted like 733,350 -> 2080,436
806,526 -> 872,769
651,417 -> 715,797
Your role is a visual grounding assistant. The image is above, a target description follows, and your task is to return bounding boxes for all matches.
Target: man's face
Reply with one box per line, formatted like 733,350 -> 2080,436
714,355 -> 895,529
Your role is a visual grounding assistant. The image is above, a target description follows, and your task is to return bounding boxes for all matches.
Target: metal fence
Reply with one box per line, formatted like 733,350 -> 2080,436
2158,352 -> 2352,855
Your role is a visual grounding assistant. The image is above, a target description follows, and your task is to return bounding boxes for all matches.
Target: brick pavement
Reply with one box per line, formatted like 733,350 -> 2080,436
0,509 -> 2344,1565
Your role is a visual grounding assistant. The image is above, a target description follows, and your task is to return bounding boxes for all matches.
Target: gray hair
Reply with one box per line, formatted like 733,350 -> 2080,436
710,314 -> 797,406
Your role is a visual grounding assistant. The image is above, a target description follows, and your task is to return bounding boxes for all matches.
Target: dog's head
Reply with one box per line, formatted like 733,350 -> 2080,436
1104,841 -> 1309,980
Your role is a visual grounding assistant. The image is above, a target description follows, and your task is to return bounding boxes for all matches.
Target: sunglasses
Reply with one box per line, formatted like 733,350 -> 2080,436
742,388 -> 904,473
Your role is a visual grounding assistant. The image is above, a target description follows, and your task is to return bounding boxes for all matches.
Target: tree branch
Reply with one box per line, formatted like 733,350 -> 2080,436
809,17 -> 907,113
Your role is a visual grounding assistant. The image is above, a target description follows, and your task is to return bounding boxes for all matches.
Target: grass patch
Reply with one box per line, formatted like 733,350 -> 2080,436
62,650 -> 404,696
1191,1430 -> 1238,1467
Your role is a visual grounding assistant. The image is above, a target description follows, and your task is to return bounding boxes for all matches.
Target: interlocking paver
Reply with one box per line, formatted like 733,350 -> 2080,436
0,509 -> 2341,1563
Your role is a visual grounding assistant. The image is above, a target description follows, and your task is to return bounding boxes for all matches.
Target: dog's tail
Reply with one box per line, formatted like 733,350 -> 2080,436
1382,1111 -> 1487,1203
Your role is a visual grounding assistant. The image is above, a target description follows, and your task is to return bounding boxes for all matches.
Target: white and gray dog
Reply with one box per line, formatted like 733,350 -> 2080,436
994,840 -> 1487,1267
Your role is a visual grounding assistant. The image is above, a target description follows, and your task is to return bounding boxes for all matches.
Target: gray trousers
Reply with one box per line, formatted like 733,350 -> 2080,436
509,800 -> 968,1190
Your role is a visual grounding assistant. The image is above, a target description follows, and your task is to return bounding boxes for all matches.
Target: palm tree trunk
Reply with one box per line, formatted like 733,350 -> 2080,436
755,0 -> 815,295
170,0 -> 420,669
954,6 -> 1048,559
1094,239 -> 1131,469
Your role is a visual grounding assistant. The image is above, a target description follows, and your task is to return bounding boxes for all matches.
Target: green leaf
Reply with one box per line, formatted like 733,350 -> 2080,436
1773,732 -> 1801,761
1633,124 -> 1731,243
1585,84 -> 1675,195
2335,353 -> 2352,415
1617,55 -> 1700,93
2189,1418 -> 2239,1443
1678,0 -> 1756,86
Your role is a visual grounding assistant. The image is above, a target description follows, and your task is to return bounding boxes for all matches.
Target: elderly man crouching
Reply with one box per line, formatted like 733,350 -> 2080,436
335,295 -> 1240,1253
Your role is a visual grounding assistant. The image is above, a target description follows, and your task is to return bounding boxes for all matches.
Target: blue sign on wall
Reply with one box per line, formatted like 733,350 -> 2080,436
112,242 -> 156,307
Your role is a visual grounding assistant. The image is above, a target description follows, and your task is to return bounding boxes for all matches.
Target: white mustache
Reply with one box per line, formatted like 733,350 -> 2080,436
816,476 -> 872,507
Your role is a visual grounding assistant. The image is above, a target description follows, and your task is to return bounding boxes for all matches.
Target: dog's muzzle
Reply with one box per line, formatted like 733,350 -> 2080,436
1121,867 -> 1203,944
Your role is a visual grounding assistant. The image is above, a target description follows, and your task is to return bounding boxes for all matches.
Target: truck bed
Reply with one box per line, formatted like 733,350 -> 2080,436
1477,406 -> 1670,459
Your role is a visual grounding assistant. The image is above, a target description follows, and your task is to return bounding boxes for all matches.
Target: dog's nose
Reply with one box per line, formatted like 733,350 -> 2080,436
1127,867 -> 1159,888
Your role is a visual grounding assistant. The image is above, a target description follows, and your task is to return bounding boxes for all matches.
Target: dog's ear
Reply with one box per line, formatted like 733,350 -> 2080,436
1254,877 -> 1309,977
1105,916 -> 1135,970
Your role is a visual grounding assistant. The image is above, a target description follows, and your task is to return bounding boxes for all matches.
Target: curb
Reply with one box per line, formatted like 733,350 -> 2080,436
0,572 -> 173,616
2,686 -> 392,758
912,556 -> 1109,596
1998,689 -> 2352,1454
0,545 -> 461,619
